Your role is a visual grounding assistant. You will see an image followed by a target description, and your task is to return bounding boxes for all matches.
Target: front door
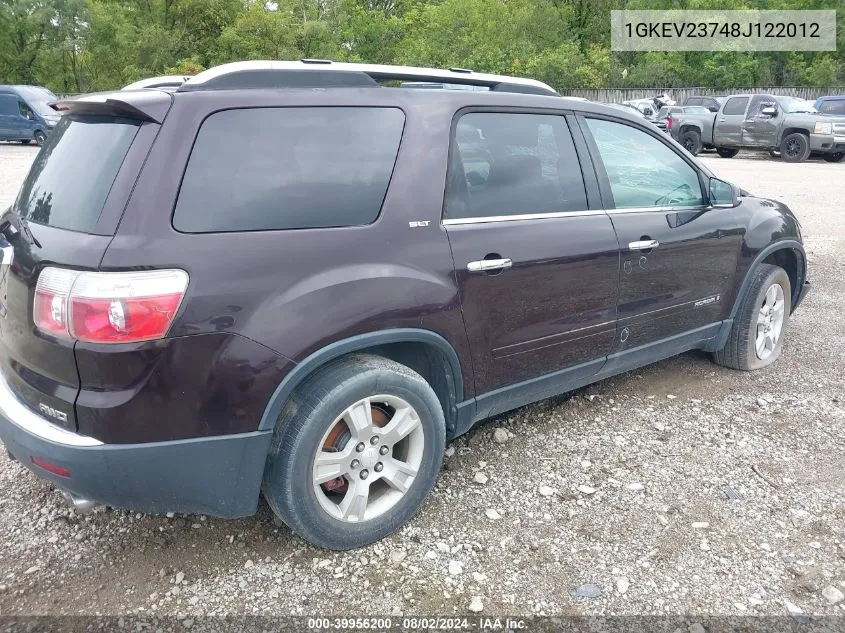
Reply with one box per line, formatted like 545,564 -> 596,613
714,96 -> 750,146
579,115 -> 743,355
443,110 -> 619,399
742,95 -> 780,146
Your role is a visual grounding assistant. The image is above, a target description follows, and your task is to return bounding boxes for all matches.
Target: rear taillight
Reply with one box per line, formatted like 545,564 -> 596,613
34,268 -> 188,343
667,115 -> 673,130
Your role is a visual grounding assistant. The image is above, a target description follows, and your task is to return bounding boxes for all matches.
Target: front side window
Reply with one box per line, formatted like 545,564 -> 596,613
585,118 -> 704,209
443,112 -> 588,220
723,97 -> 750,115
173,107 -> 405,233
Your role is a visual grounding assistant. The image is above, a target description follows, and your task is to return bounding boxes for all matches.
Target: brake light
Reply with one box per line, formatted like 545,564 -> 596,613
34,268 -> 188,343
667,114 -> 673,130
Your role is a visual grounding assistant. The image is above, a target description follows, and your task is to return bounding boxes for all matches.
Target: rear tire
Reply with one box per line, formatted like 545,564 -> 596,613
20,140 -> 31,145
714,264 -> 791,371
822,152 -> 845,163
680,130 -> 702,156
262,354 -> 446,550
716,147 -> 739,158
780,132 -> 810,163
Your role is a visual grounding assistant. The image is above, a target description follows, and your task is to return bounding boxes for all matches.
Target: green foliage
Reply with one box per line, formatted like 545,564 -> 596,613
0,0 -> 841,93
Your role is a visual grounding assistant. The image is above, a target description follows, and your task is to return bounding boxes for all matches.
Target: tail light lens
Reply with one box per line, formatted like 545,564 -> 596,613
34,268 -> 188,343
667,115 -> 673,130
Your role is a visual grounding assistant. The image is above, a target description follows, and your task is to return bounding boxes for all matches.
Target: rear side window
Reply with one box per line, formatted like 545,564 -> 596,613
820,100 -> 845,115
173,107 -> 405,233
0,95 -> 17,115
443,112 -> 588,220
15,116 -> 140,232
722,97 -> 749,115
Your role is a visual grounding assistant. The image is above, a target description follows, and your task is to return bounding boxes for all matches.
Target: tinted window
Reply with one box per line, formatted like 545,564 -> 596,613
748,95 -> 777,118
0,95 -> 17,115
585,118 -> 704,209
685,98 -> 702,107
820,100 -> 845,115
443,112 -> 588,220
15,116 -> 140,232
723,97 -> 749,115
173,107 -> 404,233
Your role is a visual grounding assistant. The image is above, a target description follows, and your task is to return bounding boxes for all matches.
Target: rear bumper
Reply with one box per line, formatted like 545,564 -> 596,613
0,372 -> 271,518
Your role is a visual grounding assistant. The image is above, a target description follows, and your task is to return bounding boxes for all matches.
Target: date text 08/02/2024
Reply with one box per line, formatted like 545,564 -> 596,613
307,617 -> 529,630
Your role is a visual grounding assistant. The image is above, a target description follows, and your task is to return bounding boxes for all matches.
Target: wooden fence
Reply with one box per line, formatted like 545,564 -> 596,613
562,86 -> 845,103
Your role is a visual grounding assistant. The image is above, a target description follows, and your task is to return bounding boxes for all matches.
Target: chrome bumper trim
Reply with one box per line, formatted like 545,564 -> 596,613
0,373 -> 102,447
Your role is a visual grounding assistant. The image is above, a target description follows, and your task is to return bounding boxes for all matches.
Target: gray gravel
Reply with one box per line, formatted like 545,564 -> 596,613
0,144 -> 843,617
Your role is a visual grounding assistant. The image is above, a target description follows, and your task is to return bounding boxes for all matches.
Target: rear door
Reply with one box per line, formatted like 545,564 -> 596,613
0,110 -> 155,430
714,96 -> 750,146
443,110 -> 619,403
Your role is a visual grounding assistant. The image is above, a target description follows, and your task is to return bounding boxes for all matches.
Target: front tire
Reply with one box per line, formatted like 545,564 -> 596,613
716,147 -> 739,158
33,130 -> 47,146
780,132 -> 810,163
262,354 -> 446,550
714,264 -> 791,371
822,152 -> 845,163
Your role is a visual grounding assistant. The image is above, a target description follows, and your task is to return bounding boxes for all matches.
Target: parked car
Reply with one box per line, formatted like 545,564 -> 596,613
623,98 -> 658,119
671,93 -> 845,162
122,75 -> 192,90
0,60 -> 810,550
682,95 -> 726,113
814,95 -> 845,116
0,85 -> 61,145
655,105 -> 712,135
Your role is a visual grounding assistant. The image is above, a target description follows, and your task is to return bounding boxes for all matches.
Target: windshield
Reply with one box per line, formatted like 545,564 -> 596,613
14,86 -> 58,117
15,115 -> 140,232
776,96 -> 817,114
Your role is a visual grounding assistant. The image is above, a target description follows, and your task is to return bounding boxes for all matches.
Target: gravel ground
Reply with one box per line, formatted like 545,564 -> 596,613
0,143 -> 843,620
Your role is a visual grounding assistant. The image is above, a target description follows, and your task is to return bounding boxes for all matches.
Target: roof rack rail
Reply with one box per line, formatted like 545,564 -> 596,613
178,60 -> 559,96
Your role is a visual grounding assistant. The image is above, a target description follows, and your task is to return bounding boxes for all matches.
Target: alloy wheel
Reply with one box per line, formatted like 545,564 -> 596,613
312,395 -> 424,523
755,283 -> 785,360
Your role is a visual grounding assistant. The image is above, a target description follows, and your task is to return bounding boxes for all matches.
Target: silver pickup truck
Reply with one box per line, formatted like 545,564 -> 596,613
671,93 -> 845,163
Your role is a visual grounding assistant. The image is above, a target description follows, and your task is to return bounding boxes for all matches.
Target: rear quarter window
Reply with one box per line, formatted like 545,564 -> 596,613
15,116 -> 140,232
173,107 -> 405,233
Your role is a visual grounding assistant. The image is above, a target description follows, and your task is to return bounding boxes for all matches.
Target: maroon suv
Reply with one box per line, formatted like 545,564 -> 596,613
0,61 -> 810,550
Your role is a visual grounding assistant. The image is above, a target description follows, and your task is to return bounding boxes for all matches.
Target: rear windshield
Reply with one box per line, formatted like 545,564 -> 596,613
15,115 -> 140,232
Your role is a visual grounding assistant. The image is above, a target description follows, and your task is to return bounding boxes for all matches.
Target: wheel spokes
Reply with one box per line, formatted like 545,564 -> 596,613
314,446 -> 353,484
343,398 -> 373,439
379,457 -> 419,494
339,479 -> 371,522
380,405 -> 421,446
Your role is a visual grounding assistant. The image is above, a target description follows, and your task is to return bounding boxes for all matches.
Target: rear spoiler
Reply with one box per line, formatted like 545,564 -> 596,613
49,90 -> 172,124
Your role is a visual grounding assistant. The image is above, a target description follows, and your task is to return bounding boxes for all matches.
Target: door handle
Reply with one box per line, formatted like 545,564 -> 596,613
718,118 -> 726,122
467,258 -> 512,273
628,239 -> 659,251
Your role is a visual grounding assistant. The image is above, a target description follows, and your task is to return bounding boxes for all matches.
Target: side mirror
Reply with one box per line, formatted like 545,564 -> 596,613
709,177 -> 739,208
761,106 -> 777,117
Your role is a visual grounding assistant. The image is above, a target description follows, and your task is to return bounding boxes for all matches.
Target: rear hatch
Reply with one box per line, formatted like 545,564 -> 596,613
0,93 -> 168,432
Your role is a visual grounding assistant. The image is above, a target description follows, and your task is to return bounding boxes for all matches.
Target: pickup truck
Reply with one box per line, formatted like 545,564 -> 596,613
671,93 -> 845,163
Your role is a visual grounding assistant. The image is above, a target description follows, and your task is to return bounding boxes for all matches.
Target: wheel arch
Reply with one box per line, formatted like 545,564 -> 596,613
779,127 -> 810,145
258,329 -> 466,435
730,240 -> 806,319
